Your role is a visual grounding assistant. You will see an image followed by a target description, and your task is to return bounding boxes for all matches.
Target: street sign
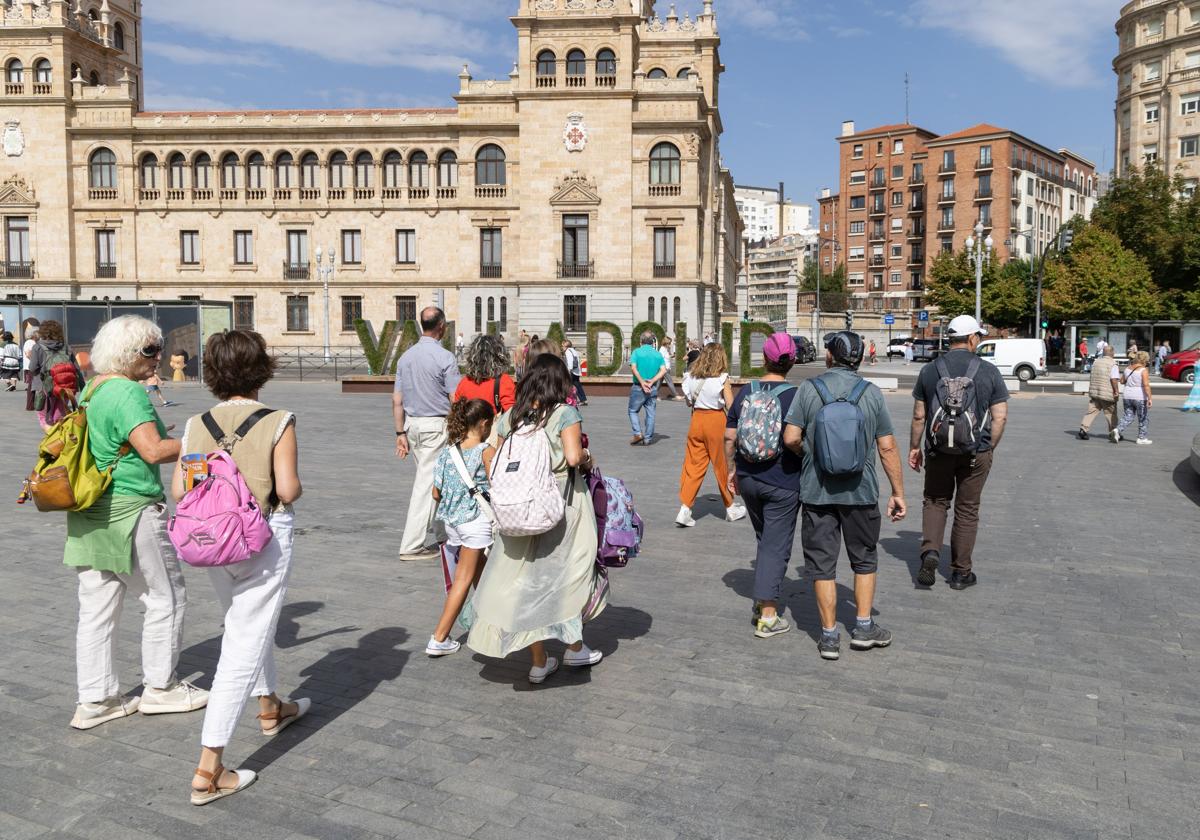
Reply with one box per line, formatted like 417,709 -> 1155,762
883,314 -> 895,325
918,311 -> 929,322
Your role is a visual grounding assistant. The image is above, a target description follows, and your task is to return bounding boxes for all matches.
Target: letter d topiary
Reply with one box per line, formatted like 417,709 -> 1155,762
586,321 -> 623,376
631,321 -> 667,351
739,321 -> 776,378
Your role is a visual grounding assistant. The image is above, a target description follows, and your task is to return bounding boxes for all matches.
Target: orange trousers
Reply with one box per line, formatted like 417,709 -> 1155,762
679,409 -> 734,508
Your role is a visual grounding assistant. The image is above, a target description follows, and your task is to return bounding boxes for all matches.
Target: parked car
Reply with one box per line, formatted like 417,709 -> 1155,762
975,338 -> 1047,381
1161,341 -> 1200,384
791,335 -> 817,364
885,337 -> 911,360
911,339 -> 945,362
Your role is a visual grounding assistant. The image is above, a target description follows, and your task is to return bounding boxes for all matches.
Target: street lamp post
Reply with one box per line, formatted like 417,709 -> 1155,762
314,244 -> 336,363
964,220 -> 993,324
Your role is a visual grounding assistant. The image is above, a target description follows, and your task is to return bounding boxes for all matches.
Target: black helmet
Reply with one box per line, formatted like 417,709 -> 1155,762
824,330 -> 865,369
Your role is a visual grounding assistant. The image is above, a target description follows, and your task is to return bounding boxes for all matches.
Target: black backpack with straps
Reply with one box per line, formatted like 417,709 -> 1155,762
925,356 -> 983,455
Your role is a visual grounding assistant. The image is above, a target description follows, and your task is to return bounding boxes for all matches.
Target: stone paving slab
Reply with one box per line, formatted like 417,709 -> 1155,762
1,382 -> 1199,839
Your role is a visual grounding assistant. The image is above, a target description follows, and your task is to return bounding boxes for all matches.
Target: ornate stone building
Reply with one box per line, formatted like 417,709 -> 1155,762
0,0 -> 740,348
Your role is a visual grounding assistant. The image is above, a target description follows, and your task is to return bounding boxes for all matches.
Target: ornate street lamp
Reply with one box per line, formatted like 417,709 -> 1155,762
964,220 -> 993,324
314,244 -> 336,363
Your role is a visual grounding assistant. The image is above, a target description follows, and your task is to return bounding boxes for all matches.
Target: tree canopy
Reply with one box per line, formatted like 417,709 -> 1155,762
1042,226 -> 1162,321
924,250 -> 1033,328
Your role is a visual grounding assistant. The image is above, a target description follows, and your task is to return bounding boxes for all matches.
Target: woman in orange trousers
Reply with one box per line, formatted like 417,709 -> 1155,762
676,344 -> 747,527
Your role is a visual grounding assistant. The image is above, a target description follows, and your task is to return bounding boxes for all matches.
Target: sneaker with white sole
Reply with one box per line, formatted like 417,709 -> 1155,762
425,636 -> 461,657
528,656 -> 560,684
675,505 -> 696,528
70,695 -> 140,730
725,503 -> 747,522
754,614 -> 791,639
564,644 -> 603,667
1112,429 -> 1122,443
1136,438 -> 1153,445
140,680 -> 209,715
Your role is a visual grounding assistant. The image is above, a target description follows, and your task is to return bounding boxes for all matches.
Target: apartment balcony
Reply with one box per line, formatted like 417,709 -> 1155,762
88,188 -> 118,201
908,253 -> 925,266
565,74 -> 587,88
596,73 -> 616,88
220,189 -> 240,201
95,264 -> 117,279
408,187 -> 429,200
937,192 -> 956,205
247,188 -> 267,201
475,185 -> 507,199
166,189 -> 185,201
33,83 -> 51,95
1,260 -> 34,279
869,256 -> 885,267
649,183 -> 682,197
283,262 -> 310,281
939,162 -> 957,174
908,201 -> 925,214
653,263 -> 676,278
5,83 -> 24,95
974,188 -> 993,201
868,205 -> 886,217
327,188 -> 347,200
558,260 -> 594,279
907,225 -> 925,238
975,158 -> 994,171
354,188 -> 374,200
139,189 -> 159,202
192,188 -> 214,201
480,263 -> 503,279
298,188 -> 320,201
869,229 -> 886,242
382,187 -> 404,199
274,188 -> 293,201
909,172 -> 925,185
536,75 -> 556,88
937,220 -> 955,231
911,277 -> 924,291
869,178 -> 886,190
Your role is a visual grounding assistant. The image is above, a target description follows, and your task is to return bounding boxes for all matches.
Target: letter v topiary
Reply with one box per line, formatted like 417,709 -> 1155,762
586,321 -> 623,376
389,319 -> 421,374
355,318 -> 398,375
545,321 -> 566,347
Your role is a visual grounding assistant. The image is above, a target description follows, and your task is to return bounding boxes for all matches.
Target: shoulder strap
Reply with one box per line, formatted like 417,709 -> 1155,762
810,376 -> 835,406
964,356 -> 982,380
768,383 -> 796,398
234,407 -> 276,439
935,356 -> 951,380
448,445 -> 482,493
493,377 -> 502,412
847,378 -> 871,405
202,407 -> 275,452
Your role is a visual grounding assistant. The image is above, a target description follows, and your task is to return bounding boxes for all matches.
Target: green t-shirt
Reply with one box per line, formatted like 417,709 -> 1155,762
784,368 -> 895,507
84,378 -> 167,498
630,345 -> 666,383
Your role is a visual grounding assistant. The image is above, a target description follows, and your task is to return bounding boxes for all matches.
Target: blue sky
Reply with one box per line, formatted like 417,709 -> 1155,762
142,0 -> 1118,209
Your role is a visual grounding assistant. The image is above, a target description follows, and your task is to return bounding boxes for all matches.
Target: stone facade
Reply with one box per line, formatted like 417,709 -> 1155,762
0,0 -> 738,348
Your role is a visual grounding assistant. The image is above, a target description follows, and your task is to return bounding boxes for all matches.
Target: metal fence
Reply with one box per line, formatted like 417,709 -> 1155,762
270,346 -> 372,381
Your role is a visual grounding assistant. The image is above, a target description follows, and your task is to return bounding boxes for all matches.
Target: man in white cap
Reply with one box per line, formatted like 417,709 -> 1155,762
907,315 -> 1009,591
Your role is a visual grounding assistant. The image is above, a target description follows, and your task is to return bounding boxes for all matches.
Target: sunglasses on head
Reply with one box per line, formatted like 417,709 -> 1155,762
139,344 -> 163,358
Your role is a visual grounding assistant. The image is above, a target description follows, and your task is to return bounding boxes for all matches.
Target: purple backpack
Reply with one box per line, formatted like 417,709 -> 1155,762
168,410 -> 275,567
585,468 -> 643,568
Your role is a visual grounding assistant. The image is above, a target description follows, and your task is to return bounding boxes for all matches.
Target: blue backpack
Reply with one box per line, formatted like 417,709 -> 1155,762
809,375 -> 871,476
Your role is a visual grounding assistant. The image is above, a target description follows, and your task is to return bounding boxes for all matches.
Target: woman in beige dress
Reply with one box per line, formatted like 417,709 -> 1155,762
469,354 -> 606,683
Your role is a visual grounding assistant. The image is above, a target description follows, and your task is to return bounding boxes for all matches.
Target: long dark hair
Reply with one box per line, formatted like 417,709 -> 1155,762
511,353 -> 572,428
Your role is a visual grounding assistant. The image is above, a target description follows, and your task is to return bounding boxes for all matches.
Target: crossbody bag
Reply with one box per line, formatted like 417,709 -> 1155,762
447,444 -> 495,523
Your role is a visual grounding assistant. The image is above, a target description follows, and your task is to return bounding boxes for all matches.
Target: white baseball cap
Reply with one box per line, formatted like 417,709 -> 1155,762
946,315 -> 988,338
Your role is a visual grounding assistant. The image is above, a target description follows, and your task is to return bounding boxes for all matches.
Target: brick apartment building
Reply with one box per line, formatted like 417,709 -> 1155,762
818,122 -> 1098,314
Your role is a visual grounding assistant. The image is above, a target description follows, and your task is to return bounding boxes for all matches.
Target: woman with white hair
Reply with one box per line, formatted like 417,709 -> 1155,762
64,315 -> 208,730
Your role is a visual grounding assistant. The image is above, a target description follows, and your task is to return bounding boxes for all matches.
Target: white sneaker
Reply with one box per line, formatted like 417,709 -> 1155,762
1110,429 -> 1120,443
140,680 -> 209,715
425,635 -> 461,656
564,644 -> 603,668
726,503 -> 747,522
675,505 -> 696,527
70,696 -> 140,730
528,656 -> 560,684
1136,438 -> 1153,445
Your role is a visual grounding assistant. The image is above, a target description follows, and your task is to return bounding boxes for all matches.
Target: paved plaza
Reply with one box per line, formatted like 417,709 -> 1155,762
1,381 -> 1199,840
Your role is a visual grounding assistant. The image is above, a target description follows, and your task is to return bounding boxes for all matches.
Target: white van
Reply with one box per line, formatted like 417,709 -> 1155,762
975,338 -> 1046,381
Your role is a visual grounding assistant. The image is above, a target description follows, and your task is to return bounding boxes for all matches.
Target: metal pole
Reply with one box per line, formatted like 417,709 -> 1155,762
322,264 -> 332,363
974,245 -> 983,324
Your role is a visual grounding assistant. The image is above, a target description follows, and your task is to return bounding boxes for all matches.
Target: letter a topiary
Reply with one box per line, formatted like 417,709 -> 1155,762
389,319 -> 421,374
355,319 -> 398,375
545,321 -> 566,348
586,321 -> 623,376
739,321 -> 776,378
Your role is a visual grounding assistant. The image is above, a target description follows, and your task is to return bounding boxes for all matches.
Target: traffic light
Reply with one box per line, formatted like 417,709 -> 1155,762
1057,228 -> 1074,251
844,310 -> 854,330
1041,319 -> 1050,330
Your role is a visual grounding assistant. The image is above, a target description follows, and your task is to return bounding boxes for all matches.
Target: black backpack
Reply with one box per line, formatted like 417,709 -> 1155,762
925,356 -> 983,455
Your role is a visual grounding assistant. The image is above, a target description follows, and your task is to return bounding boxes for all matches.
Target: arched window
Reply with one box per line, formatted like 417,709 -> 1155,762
113,22 -> 125,51
596,48 -> 616,77
139,153 -> 158,189
475,296 -> 483,333
475,144 -> 506,186
646,67 -> 667,79
536,49 -> 556,78
409,151 -> 429,189
676,67 -> 691,79
328,152 -> 349,189
88,8 -> 98,22
6,59 -> 23,84
220,152 -> 240,189
383,150 -> 403,188
354,151 -> 373,189
566,49 -> 586,80
438,151 -> 458,187
673,296 -> 681,324
193,152 -> 212,190
487,297 -> 495,323
88,148 -> 117,188
660,296 -> 668,327
246,152 -> 266,189
300,152 -> 319,189
275,152 -> 294,189
649,142 -> 681,185
34,58 -> 51,84
500,296 -> 508,331
168,152 -> 186,189
89,70 -> 100,86
647,296 -> 654,321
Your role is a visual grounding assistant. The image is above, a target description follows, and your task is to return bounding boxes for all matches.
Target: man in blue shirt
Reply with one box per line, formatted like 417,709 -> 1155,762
783,331 -> 907,661
628,331 -> 667,445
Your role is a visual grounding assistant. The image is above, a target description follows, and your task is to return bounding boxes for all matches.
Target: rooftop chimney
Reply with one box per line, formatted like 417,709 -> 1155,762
841,120 -> 855,137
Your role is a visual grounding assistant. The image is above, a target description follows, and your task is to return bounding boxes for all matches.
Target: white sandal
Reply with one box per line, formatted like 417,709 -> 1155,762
191,764 -> 257,806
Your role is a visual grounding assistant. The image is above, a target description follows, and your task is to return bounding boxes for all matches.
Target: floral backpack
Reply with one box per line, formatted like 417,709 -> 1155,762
735,381 -> 796,463
585,468 -> 643,568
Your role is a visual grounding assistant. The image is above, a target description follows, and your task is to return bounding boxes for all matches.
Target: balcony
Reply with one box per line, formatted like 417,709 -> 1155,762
274,188 -> 293,201
475,185 -> 506,198
480,264 -> 503,279
166,189 -> 185,201
193,188 -> 214,201
1,260 -> 34,279
139,189 -> 159,202
327,188 -> 347,200
596,73 -> 616,88
975,158 -> 994,171
88,188 -> 118,201
909,172 -> 925,185
974,188 -> 993,200
283,262 -> 310,280
908,201 -> 925,214
298,188 -> 320,201
558,260 -> 594,279
937,192 -> 956,205
869,177 -> 886,190
869,256 -> 884,267
354,188 -> 374,200
220,189 -> 239,201
911,277 -> 924,291
245,188 -> 266,201
33,83 -> 51,95
408,187 -> 429,200
908,253 -> 924,266
869,229 -> 886,242
649,183 -> 682,197
907,225 -> 925,238
939,162 -> 957,174
5,83 -> 24,95
95,264 -> 117,279
937,220 -> 956,231
536,75 -> 556,88
653,263 -> 676,278
868,205 -> 886,217
437,187 -> 457,199
566,74 -> 587,88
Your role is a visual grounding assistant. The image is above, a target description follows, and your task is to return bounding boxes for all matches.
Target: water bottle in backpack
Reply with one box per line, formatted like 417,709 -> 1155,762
735,381 -> 796,462
925,356 -> 983,455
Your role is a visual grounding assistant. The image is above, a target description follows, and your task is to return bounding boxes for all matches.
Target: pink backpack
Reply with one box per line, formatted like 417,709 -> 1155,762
488,417 -> 566,537
168,409 -> 275,567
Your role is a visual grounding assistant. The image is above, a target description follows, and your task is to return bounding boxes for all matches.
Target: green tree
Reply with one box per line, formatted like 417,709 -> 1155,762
800,261 -> 847,310
925,250 -> 978,317
987,260 -> 1034,329
1042,226 -> 1161,321
925,250 -> 1033,328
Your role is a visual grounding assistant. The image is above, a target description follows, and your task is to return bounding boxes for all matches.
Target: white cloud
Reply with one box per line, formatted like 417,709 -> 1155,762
909,0 -> 1114,88
142,78 -> 237,111
145,42 -> 280,68
143,0 -> 493,73
718,0 -> 809,40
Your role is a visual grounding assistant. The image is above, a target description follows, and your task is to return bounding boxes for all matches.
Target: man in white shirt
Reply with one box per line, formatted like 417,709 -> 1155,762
563,339 -> 587,406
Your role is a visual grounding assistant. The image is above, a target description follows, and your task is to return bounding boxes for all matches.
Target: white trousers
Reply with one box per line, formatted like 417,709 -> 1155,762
200,513 -> 295,749
399,415 -> 447,554
75,504 -> 186,703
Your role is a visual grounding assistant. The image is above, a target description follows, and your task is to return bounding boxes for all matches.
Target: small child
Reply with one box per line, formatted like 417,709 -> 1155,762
427,398 -> 496,656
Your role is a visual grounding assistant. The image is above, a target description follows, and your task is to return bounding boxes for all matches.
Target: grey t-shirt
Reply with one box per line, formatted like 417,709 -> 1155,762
785,368 -> 895,507
394,336 -> 462,417
912,348 -> 1009,451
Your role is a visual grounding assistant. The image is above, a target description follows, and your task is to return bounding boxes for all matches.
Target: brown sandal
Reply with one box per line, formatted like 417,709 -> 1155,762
257,697 -> 311,736
190,763 -> 257,806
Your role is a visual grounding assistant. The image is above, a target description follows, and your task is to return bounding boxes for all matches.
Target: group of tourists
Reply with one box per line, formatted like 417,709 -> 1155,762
1077,346 -> 1157,444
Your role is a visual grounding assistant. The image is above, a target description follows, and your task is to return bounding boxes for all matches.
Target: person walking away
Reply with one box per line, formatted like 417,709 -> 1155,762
172,329 -> 307,806
1078,338 -> 1091,372
868,340 -> 877,366
141,370 -> 174,407
454,334 -> 516,413
2,331 -> 21,391
676,344 -> 746,527
468,355 -> 604,683
909,315 -> 1009,591
1078,345 -> 1121,441
563,339 -> 587,406
685,340 -> 701,370
426,398 -> 495,656
63,315 -> 207,730
629,331 -> 667,445
782,332 -> 907,660
393,307 -> 462,560
659,336 -> 679,400
1116,351 -> 1153,445
1155,340 -> 1168,375
456,331 -> 465,360
903,340 -> 914,366
514,332 -> 530,379
28,319 -> 83,431
723,333 -> 803,638
21,318 -> 39,411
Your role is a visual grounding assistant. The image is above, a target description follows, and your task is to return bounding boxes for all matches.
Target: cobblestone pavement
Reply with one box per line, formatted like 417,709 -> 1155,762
2,382 -> 1198,840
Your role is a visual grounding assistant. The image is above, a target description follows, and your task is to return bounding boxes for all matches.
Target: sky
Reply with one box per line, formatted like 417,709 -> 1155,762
140,0 -> 1120,209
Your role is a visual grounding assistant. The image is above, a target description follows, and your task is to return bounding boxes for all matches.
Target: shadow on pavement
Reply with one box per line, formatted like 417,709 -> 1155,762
275,601 -> 359,649
1172,459 -> 1200,507
877,529 -> 931,587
